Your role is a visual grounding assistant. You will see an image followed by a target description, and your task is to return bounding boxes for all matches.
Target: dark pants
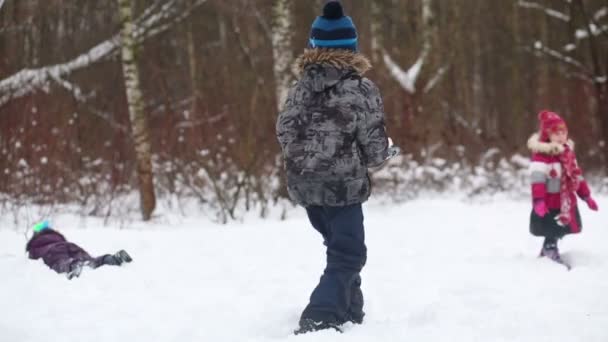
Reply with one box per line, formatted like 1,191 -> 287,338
301,203 -> 367,324
88,254 -> 122,269
55,254 -> 122,274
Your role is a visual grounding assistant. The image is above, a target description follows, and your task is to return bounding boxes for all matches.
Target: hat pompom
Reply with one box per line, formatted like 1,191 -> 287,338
323,1 -> 344,19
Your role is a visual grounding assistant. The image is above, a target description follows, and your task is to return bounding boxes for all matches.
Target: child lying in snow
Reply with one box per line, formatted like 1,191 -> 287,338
25,221 -> 132,279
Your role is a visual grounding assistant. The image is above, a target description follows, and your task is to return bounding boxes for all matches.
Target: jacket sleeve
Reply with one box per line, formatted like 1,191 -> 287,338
276,87 -> 299,153
355,79 -> 389,168
529,154 -> 548,201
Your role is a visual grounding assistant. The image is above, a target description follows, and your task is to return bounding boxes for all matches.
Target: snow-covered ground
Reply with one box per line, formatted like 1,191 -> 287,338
1,197 -> 607,342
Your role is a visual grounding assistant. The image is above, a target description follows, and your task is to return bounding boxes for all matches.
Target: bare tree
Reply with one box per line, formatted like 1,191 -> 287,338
519,0 -> 608,163
117,0 -> 155,220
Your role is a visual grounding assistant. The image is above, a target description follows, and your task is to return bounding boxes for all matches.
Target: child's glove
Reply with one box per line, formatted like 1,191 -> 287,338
584,197 -> 599,211
534,200 -> 548,217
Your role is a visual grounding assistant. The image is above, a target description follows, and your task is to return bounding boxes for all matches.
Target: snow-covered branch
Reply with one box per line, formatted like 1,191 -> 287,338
0,0 -> 208,109
383,52 -> 427,94
0,38 -> 120,107
594,6 -> 608,21
533,41 -> 587,71
383,0 -> 434,94
530,41 -> 593,82
575,23 -> 608,40
517,0 -> 570,22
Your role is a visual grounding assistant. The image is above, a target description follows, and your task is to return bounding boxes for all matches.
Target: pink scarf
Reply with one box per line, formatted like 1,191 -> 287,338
558,145 -> 581,226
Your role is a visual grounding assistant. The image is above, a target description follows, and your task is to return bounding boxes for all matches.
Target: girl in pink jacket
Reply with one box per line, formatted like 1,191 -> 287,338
528,110 -> 599,266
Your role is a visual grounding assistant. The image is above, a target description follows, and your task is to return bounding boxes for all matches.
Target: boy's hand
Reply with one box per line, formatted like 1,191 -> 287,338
585,197 -> 599,211
387,146 -> 401,159
386,137 -> 401,159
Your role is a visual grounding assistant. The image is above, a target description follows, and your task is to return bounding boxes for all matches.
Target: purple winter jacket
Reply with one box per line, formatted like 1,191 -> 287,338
25,229 -> 92,274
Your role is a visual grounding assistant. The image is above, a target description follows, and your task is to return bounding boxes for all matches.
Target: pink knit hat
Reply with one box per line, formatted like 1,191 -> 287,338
538,110 -> 567,142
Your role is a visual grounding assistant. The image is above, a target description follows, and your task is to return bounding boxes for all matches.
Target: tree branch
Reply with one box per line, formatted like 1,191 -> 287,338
383,51 -> 427,94
517,0 -> 570,22
524,43 -> 593,82
423,65 -> 450,94
533,42 -> 590,72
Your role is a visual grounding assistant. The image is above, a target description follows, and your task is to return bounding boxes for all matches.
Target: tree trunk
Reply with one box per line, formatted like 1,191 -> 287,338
510,1 -> 526,147
537,11 -> 550,107
472,2 -> 485,137
370,1 -> 382,64
271,0 -> 294,112
117,0 -> 156,221
186,3 -> 202,115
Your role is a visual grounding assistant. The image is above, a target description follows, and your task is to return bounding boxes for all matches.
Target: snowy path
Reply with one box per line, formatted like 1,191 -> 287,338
1,198 -> 607,342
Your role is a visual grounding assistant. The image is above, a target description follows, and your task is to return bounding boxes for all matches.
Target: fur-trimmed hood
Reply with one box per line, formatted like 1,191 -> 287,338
293,49 -> 372,77
527,133 -> 574,155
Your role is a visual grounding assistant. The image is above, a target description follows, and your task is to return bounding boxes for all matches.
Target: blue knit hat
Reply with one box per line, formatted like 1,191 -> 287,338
309,1 -> 358,52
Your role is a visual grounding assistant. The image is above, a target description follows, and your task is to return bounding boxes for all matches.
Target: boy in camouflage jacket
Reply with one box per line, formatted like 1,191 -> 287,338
276,1 -> 395,334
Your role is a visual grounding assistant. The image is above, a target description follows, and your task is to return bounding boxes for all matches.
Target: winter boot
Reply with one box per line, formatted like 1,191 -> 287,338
115,250 -> 132,264
345,310 -> 364,325
294,318 -> 343,335
540,238 -> 561,261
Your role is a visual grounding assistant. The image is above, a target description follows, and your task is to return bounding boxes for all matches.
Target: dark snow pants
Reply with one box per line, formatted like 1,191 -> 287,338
53,253 -> 122,274
301,203 -> 367,324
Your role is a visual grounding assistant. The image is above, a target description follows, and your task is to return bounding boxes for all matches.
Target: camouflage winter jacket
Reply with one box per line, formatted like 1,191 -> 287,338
276,49 -> 389,207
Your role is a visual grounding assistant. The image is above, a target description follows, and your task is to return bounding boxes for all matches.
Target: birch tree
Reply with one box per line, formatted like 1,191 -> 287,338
271,0 -> 294,112
117,0 -> 155,220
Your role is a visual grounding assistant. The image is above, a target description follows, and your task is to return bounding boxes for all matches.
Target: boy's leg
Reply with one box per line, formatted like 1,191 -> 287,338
300,204 -> 366,326
306,206 -> 331,244
348,275 -> 364,324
